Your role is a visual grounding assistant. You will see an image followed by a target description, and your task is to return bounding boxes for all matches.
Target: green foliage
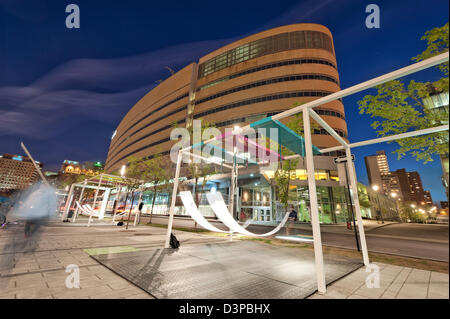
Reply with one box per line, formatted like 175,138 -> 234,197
122,156 -> 145,191
141,151 -> 171,191
412,22 -> 449,75
358,22 -> 449,163
273,159 -> 298,210
58,173 -> 86,188
357,184 -> 371,208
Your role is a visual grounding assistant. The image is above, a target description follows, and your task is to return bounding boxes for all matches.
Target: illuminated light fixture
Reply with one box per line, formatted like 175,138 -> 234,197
275,235 -> 314,243
410,204 -> 416,208
372,185 -> 379,191
250,173 -> 254,177
234,125 -> 240,131
111,130 -> 117,140
120,165 -> 126,177
390,192 -> 397,198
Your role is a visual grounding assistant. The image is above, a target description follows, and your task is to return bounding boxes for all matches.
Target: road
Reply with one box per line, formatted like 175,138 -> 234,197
149,216 -> 449,262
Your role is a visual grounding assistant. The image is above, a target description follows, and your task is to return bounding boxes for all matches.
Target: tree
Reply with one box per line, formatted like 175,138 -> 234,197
141,152 -> 171,224
173,118 -> 216,227
272,105 -> 321,212
358,22 -> 449,163
121,156 -> 145,230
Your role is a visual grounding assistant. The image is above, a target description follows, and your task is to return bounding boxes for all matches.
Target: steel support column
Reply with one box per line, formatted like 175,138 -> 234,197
303,109 -> 326,294
165,151 -> 182,248
345,147 -> 370,266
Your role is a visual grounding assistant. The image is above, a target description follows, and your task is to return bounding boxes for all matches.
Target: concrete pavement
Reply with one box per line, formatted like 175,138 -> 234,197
147,215 -> 449,261
0,220 -> 447,299
309,262 -> 449,299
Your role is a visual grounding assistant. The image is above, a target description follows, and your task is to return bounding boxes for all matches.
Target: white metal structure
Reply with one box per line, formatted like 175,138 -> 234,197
164,52 -> 449,294
206,191 -> 290,237
179,191 -> 228,233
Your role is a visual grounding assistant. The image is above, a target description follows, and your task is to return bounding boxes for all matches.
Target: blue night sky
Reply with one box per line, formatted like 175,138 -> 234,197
0,0 -> 448,202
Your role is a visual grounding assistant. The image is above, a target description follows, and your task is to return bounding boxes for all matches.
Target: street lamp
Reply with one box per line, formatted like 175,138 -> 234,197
371,185 -> 383,224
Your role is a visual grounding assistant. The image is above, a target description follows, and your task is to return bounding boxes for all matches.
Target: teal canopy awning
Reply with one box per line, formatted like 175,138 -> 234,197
250,116 -> 321,156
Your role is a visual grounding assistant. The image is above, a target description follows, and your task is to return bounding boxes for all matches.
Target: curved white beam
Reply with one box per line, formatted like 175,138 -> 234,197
206,192 -> 289,237
179,191 -> 229,233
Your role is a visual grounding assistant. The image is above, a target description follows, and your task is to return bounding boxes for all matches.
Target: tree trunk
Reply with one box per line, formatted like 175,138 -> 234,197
121,192 -> 129,221
149,188 -> 157,224
126,192 -> 134,230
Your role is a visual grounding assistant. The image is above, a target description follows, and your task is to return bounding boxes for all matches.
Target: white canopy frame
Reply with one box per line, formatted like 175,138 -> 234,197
164,52 -> 449,294
62,173 -> 129,225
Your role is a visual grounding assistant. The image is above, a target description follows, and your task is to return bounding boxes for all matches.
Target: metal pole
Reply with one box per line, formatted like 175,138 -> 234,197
134,190 -> 143,227
62,183 -> 75,220
73,180 -> 87,222
304,109 -> 326,294
229,146 -> 237,241
343,163 -> 360,251
20,142 -> 50,187
112,183 -> 122,223
88,173 -> 103,227
165,151 -> 182,248
345,147 -> 370,267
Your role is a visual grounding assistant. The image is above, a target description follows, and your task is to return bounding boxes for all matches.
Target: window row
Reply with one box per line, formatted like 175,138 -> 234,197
196,74 -> 338,105
198,58 -> 337,92
112,92 -> 189,147
198,31 -> 334,78
109,106 -> 188,156
108,118 -> 186,164
194,91 -> 333,119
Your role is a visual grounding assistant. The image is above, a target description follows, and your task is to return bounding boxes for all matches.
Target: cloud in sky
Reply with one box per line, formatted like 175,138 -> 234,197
0,0 -> 343,141
0,38 -> 230,140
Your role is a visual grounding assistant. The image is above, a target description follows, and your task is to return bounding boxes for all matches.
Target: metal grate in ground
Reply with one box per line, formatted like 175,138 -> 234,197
91,240 -> 362,299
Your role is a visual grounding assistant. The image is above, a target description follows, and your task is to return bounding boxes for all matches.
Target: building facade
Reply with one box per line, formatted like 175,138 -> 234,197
105,24 -> 346,172
0,154 -> 42,192
60,160 -> 103,176
391,168 -> 431,206
364,150 -> 401,198
105,24 -> 359,224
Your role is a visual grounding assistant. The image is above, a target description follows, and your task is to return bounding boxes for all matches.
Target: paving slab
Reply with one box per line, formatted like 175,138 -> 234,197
91,240 -> 362,299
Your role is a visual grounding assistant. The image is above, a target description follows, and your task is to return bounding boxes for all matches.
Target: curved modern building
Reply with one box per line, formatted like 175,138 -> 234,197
105,23 -> 347,173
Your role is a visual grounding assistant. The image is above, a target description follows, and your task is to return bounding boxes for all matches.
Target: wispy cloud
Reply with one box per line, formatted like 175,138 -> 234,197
0,38 -> 229,139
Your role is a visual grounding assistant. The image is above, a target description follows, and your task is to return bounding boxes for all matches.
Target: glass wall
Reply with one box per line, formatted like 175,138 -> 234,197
289,186 -> 350,224
240,187 -> 271,222
198,31 -> 334,77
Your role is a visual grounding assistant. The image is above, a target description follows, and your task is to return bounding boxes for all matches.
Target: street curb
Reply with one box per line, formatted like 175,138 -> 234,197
365,222 -> 400,233
321,243 -> 450,264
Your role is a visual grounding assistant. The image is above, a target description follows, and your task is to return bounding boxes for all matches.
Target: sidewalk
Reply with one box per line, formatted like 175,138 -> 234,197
0,221 -> 447,299
308,262 -> 449,299
0,223 -> 226,299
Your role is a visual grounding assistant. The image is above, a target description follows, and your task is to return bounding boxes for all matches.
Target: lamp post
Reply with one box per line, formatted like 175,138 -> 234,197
372,185 -> 383,224
390,192 -> 400,221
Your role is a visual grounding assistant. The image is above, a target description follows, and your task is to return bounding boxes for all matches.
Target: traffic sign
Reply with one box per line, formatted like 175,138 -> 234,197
333,154 -> 355,164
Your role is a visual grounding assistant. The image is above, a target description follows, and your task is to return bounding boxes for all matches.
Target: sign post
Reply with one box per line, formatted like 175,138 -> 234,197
334,155 -> 360,252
